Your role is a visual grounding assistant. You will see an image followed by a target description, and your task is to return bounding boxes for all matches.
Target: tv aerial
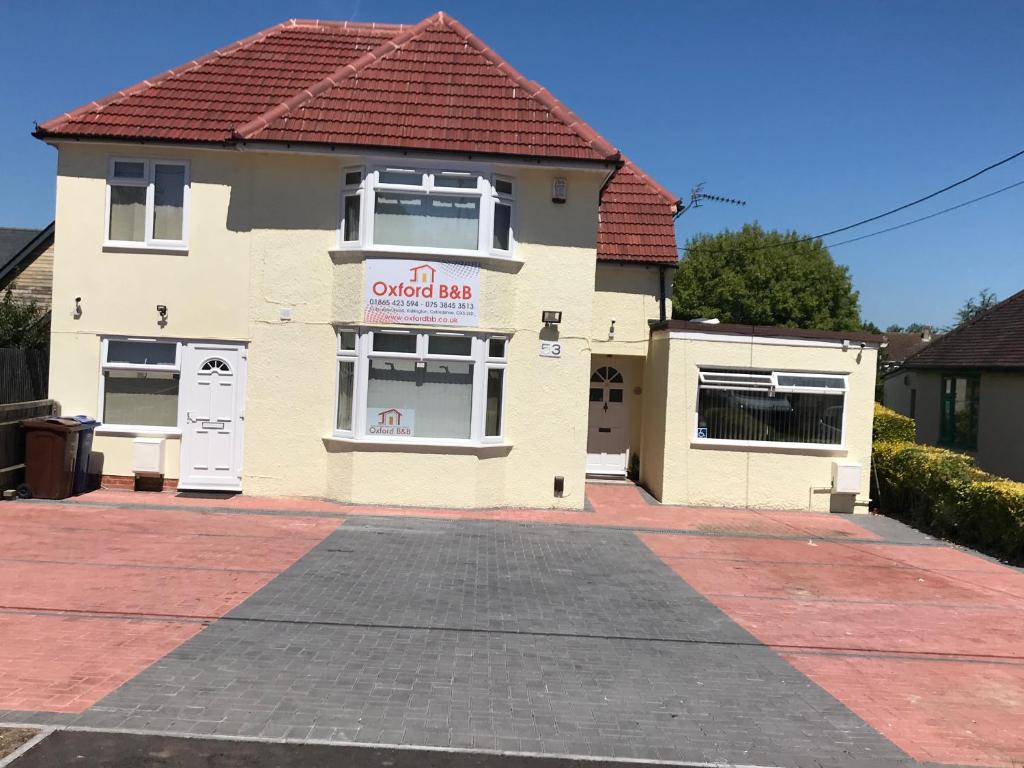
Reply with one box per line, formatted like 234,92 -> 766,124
675,182 -> 747,218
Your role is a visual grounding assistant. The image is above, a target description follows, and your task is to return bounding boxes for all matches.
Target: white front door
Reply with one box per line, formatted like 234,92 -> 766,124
178,343 -> 246,491
586,363 -> 629,475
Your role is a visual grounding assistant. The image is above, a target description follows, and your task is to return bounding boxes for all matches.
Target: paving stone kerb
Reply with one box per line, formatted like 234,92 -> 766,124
77,518 -> 912,767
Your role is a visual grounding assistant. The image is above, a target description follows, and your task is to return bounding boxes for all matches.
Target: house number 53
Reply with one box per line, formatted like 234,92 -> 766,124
539,342 -> 562,358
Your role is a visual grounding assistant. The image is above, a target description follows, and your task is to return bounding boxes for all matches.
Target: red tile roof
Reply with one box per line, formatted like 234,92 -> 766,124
904,289 -> 1024,371
598,162 -> 680,264
36,12 -> 680,264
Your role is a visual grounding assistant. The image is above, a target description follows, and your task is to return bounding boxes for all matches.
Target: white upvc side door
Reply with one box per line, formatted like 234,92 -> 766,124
586,363 -> 629,476
178,342 -> 247,491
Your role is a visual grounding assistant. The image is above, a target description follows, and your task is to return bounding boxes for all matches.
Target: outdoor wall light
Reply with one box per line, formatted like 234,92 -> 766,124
72,297 -> 82,320
156,305 -> 168,328
542,310 -> 562,326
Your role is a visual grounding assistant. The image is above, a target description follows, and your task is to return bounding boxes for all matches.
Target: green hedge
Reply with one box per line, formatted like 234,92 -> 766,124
873,404 -> 916,442
872,407 -> 1024,564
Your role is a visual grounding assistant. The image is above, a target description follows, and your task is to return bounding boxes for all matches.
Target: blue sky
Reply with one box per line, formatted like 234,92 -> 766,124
1,0 -> 1021,328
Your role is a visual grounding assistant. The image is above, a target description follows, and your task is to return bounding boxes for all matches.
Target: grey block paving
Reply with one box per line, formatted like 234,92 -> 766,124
72,517 -> 914,767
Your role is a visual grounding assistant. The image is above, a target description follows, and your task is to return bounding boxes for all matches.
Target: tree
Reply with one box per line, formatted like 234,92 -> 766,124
0,286 -> 49,349
953,289 -> 998,328
673,223 -> 862,331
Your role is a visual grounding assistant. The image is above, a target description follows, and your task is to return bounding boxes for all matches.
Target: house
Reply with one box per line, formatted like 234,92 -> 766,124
880,329 -> 934,417
33,12 -> 880,510
896,289 -> 1024,482
0,223 -> 55,311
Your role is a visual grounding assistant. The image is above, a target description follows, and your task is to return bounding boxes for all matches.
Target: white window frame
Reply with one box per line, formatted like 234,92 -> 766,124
105,158 -> 190,249
334,163 -> 516,260
97,337 -> 183,435
333,328 -> 509,445
695,368 -> 848,451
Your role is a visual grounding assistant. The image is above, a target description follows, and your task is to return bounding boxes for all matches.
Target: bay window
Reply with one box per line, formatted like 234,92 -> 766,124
100,339 -> 181,430
696,369 -> 847,449
334,329 -> 508,444
336,167 -> 515,258
106,159 -> 189,247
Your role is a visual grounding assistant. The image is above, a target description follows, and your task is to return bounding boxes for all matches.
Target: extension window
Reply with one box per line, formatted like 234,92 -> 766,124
696,369 -> 847,449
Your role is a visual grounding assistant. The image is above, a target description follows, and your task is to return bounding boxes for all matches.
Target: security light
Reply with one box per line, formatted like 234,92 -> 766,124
542,310 -> 562,326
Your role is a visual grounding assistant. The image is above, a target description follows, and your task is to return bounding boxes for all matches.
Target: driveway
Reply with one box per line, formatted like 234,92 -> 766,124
0,485 -> 1021,767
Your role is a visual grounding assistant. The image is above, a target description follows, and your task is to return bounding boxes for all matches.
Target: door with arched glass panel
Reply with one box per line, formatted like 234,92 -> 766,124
586,363 -> 629,475
179,343 -> 247,491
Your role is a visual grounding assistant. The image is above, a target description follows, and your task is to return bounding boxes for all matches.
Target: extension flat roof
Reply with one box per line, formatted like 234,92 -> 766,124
35,13 -> 681,264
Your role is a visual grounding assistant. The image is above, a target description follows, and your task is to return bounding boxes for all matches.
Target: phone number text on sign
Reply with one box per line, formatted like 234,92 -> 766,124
363,259 -> 480,327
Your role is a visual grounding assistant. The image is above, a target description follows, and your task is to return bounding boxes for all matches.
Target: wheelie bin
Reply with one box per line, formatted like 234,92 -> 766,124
20,417 -> 88,499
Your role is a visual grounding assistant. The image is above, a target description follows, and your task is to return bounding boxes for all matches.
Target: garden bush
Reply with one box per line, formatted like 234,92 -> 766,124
872,406 -> 1024,564
872,404 -> 916,442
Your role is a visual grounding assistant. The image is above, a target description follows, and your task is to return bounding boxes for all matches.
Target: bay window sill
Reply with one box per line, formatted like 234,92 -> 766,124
323,435 -> 512,455
329,246 -> 523,271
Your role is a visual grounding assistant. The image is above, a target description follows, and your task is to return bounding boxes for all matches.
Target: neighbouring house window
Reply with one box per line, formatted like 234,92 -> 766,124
696,369 -> 848,448
909,388 -> 917,418
107,158 -> 189,246
337,167 -> 515,257
100,339 -> 181,429
939,374 -> 979,450
334,329 -> 508,443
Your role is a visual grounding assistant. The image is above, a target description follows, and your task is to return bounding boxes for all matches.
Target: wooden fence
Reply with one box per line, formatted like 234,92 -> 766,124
0,399 -> 58,492
0,348 -> 49,404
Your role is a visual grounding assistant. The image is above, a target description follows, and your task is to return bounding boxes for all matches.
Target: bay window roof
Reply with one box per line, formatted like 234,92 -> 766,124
34,12 -> 681,265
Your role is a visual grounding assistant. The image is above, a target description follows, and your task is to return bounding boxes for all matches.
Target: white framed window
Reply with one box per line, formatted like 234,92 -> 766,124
336,165 -> 516,259
99,338 -> 182,431
334,328 -> 509,444
695,368 -> 847,449
106,158 -> 189,248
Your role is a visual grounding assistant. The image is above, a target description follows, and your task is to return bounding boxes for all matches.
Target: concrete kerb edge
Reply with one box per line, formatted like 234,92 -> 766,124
0,728 -> 53,768
0,723 -> 794,768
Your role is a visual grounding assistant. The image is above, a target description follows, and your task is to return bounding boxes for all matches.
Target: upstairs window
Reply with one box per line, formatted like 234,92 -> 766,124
696,369 -> 848,449
106,159 -> 189,247
338,167 -> 515,258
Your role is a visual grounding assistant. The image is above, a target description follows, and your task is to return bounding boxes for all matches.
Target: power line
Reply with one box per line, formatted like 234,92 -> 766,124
678,147 -> 1024,255
825,179 -> 1024,248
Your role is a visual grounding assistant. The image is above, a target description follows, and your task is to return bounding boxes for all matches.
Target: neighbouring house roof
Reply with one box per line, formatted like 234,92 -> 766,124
903,288 -> 1024,371
882,331 -> 935,364
651,320 -> 884,345
0,223 -> 54,286
34,13 -> 681,265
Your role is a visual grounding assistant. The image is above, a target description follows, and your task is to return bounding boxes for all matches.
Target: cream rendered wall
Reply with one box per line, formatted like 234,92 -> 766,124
239,160 -> 603,508
639,333 -> 670,498
651,330 -> 878,512
590,264 -> 668,356
49,143 -> 253,479
48,141 -> 621,507
977,373 -> 1024,482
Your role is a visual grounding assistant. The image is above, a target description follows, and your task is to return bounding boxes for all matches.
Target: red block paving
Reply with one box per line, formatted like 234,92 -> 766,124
0,614 -> 200,713
0,505 -> 339,713
641,533 -> 1024,767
